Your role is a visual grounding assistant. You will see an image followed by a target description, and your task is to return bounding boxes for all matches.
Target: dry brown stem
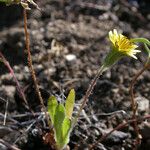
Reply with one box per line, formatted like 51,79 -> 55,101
129,62 -> 150,149
74,66 -> 104,125
23,9 -> 50,126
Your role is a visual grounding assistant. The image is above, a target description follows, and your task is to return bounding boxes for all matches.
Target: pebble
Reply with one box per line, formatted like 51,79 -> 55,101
105,130 -> 128,143
24,66 -> 29,73
1,85 -> 15,100
65,54 -> 77,62
135,96 -> 149,114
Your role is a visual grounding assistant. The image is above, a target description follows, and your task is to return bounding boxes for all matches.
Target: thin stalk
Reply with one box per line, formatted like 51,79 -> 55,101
0,51 -> 30,110
0,139 -> 21,150
23,9 -> 50,125
131,38 -> 150,46
129,62 -> 150,149
73,65 -> 105,126
4,99 -> 8,125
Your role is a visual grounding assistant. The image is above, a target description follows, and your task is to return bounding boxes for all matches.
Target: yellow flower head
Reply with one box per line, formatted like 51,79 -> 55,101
109,29 -> 140,59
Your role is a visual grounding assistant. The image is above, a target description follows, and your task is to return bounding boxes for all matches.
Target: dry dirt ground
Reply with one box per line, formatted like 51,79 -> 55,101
0,0 -> 150,150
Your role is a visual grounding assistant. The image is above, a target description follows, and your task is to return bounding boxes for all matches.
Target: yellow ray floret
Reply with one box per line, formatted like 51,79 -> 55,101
109,29 -> 141,59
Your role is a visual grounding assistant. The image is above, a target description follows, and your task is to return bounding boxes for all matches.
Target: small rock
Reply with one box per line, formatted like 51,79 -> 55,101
1,85 -> 15,100
65,54 -> 77,62
35,64 -> 43,73
105,130 -> 128,144
24,66 -> 29,73
135,96 -> 149,114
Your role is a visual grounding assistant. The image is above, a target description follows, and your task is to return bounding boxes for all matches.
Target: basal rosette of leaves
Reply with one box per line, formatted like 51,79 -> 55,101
48,89 -> 75,150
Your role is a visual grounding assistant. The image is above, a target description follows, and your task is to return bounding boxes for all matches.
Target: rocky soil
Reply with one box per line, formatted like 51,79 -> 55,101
0,0 -> 150,150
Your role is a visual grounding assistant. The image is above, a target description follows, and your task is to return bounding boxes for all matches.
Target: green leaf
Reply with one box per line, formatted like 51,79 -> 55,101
54,104 -> 66,147
47,96 -> 58,124
56,117 -> 71,149
61,117 -> 71,142
65,89 -> 75,119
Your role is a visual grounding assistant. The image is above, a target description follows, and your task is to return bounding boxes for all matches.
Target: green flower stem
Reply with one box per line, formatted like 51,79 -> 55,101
73,65 -> 106,126
144,44 -> 150,59
73,48 -> 125,126
102,49 -> 123,68
131,38 -> 150,46
131,38 -> 150,64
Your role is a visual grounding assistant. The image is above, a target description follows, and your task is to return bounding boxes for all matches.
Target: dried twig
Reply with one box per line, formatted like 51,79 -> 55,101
3,99 -> 8,125
13,112 -> 45,144
0,51 -> 29,110
0,113 -> 19,125
10,112 -> 43,118
23,9 -> 50,125
79,110 -> 127,119
0,139 -> 21,150
0,97 -> 7,102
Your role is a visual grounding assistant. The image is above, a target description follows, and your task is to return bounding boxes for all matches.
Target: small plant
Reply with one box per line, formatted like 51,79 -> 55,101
47,30 -> 150,150
47,89 -> 75,150
88,30 -> 150,149
75,29 -> 143,122
1,1 -> 150,149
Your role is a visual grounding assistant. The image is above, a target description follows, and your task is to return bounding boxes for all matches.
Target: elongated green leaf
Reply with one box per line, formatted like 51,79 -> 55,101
54,104 -> 65,146
47,96 -> 58,124
65,89 -> 75,119
62,117 -> 71,142
57,117 -> 71,150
